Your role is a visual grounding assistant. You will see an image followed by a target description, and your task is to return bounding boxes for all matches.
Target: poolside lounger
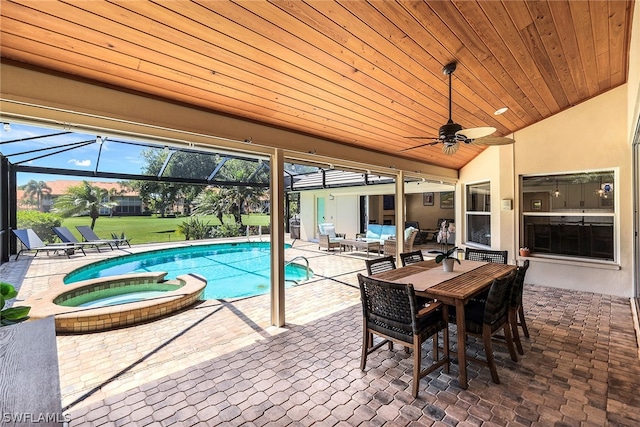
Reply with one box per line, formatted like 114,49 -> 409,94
76,226 -> 130,248
110,232 -> 132,248
12,228 -> 86,260
52,226 -> 113,252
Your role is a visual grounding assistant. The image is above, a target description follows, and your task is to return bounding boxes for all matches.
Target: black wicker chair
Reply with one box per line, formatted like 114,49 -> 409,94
365,256 -> 396,275
465,248 -> 508,264
465,249 -> 509,304
399,250 -> 424,267
509,260 -> 530,355
448,270 -> 518,384
357,273 -> 449,397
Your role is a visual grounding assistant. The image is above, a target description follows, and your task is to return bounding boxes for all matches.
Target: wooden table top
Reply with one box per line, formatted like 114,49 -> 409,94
373,260 -> 516,301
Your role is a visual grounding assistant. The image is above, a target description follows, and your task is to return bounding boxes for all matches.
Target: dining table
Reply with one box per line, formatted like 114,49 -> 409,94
371,258 -> 516,389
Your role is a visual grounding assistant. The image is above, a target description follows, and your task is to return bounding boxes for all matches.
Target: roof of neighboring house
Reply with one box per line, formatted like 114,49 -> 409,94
18,180 -> 139,198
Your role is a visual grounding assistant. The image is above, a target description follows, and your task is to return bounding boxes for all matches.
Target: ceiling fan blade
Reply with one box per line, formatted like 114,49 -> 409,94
471,136 -> 515,146
405,136 -> 438,139
456,126 -> 496,140
399,139 -> 439,152
442,142 -> 459,155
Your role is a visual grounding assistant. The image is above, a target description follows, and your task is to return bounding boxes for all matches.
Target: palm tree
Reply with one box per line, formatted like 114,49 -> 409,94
52,181 -> 117,229
107,186 -> 124,216
219,186 -> 264,225
192,189 -> 226,223
20,180 -> 51,211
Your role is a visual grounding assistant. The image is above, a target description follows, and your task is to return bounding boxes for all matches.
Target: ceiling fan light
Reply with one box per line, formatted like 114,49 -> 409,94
456,126 -> 496,140
442,142 -> 459,155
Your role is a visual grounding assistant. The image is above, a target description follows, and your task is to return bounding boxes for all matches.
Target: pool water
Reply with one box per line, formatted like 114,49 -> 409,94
71,291 -> 169,308
64,242 -> 311,300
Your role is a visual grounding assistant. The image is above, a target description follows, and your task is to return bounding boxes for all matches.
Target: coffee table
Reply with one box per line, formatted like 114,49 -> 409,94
340,239 -> 380,257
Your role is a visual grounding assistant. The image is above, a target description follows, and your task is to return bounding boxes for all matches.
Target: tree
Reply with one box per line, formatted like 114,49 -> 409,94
20,180 -> 51,211
128,149 -> 210,216
107,186 -> 125,216
192,189 -> 226,223
205,159 -> 267,226
52,181 -> 117,229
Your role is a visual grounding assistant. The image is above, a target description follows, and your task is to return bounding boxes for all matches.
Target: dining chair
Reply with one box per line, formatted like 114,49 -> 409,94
449,270 -> 518,384
464,248 -> 509,304
357,273 -> 449,397
509,259 -> 530,355
364,256 -> 396,275
465,248 -> 508,264
399,250 -> 424,267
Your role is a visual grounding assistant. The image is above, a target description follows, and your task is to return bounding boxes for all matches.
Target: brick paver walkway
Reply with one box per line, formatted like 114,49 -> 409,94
2,239 -> 639,426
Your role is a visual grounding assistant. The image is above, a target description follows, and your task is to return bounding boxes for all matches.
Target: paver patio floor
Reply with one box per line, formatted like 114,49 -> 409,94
2,238 -> 639,426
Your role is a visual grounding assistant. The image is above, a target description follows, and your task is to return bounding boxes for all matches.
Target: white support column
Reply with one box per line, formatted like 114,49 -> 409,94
395,171 -> 405,259
270,149 -> 285,327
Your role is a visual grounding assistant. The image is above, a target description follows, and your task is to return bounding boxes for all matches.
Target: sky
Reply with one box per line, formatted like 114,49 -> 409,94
0,123 -> 153,186
3,122 -> 299,187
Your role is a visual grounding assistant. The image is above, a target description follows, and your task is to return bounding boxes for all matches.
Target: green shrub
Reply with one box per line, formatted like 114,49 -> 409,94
16,210 -> 62,243
177,217 -> 213,240
211,222 -> 242,238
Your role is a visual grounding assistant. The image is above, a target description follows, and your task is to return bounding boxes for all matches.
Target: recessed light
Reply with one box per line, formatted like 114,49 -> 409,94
494,107 -> 508,115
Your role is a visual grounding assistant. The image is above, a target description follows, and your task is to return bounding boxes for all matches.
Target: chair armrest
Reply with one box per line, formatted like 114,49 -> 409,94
417,301 -> 443,317
383,239 -> 397,256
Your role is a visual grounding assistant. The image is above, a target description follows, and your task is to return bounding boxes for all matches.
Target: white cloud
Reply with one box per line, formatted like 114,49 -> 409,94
68,159 -> 91,167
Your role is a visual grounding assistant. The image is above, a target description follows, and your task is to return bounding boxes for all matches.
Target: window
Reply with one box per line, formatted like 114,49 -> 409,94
521,171 -> 614,261
466,182 -> 491,246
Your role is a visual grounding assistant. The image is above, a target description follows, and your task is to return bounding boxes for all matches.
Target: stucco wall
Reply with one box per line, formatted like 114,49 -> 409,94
461,85 -> 632,297
628,0 -> 640,143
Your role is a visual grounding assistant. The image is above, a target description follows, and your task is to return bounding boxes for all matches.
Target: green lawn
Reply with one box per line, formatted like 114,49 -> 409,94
61,214 -> 270,244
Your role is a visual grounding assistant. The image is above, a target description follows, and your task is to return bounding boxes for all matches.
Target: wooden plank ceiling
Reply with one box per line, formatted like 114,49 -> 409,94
0,1 -> 634,170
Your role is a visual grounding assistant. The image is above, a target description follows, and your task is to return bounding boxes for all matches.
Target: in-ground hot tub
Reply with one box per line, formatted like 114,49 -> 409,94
25,272 -> 206,333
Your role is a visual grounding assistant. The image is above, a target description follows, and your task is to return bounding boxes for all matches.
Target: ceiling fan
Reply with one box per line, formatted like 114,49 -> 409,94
402,62 -> 515,155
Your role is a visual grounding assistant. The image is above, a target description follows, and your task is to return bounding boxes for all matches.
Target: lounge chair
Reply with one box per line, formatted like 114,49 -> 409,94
52,226 -> 113,252
12,229 -> 86,260
111,232 -> 132,248
317,223 -> 344,251
76,226 -> 130,248
383,228 -> 418,257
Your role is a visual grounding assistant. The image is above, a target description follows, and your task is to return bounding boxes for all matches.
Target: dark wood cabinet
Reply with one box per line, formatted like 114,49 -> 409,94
525,223 -> 613,260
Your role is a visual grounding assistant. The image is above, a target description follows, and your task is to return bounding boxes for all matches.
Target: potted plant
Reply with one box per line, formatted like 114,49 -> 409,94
430,220 -> 460,272
519,247 -> 531,257
1,282 -> 31,326
432,246 -> 461,272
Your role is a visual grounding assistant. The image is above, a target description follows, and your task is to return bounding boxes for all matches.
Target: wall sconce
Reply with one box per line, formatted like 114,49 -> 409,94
329,194 -> 334,200
3,123 -> 10,132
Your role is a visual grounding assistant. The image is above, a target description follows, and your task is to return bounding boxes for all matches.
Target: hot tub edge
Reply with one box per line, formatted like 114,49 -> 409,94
25,272 -> 207,333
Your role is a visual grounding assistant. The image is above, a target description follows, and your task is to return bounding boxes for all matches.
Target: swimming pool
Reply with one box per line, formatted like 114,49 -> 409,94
64,242 -> 312,300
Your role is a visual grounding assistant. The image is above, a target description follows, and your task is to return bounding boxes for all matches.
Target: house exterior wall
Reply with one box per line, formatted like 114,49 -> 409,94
628,0 -> 640,143
461,85 -> 632,297
298,181 -> 456,242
